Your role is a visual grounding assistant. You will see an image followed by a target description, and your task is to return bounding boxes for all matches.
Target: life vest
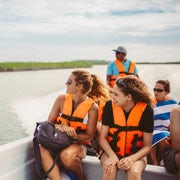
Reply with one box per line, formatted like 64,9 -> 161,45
56,94 -> 94,134
110,59 -> 136,87
96,98 -> 106,122
152,96 -> 171,106
108,101 -> 147,157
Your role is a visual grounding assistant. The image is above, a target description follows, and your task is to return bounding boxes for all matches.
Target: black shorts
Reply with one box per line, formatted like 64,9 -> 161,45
163,146 -> 177,174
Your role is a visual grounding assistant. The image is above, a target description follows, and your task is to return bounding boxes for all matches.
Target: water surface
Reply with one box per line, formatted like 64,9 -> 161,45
0,64 -> 179,145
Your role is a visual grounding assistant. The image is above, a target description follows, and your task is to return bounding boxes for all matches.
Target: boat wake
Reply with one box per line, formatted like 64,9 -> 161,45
13,90 -> 65,136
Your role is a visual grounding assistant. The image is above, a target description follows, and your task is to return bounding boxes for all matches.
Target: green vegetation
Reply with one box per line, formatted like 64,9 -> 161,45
0,60 -> 108,72
0,60 -> 179,72
137,61 -> 180,64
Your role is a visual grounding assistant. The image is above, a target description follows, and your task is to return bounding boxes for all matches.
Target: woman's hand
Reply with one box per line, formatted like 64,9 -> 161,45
117,156 -> 134,170
103,156 -> 118,175
55,124 -> 77,139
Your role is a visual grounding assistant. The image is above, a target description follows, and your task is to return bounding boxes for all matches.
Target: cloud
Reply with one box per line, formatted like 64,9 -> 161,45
0,0 -> 180,62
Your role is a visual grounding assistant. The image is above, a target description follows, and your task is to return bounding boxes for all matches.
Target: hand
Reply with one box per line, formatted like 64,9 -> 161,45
103,156 -> 118,175
117,157 -> 134,170
55,124 -> 76,137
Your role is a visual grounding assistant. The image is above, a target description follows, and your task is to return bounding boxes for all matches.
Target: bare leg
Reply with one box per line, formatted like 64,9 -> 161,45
158,140 -> 168,164
60,144 -> 86,180
39,146 -> 61,180
149,145 -> 159,165
126,157 -> 147,180
100,153 -> 118,180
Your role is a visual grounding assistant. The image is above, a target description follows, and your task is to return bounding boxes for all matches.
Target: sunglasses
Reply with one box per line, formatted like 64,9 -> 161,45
116,78 -> 127,88
66,78 -> 72,85
153,88 -> 164,92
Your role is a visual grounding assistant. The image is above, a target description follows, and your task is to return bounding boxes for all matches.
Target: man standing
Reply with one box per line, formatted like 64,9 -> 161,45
106,46 -> 138,87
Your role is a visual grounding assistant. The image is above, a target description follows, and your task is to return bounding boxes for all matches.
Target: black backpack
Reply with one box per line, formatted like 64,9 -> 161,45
33,121 -> 72,179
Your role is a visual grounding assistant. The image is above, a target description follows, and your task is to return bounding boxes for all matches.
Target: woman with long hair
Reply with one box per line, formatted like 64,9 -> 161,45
39,69 -> 109,180
99,75 -> 154,180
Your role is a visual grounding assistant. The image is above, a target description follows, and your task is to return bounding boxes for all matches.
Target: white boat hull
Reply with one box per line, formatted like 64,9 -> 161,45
0,137 -> 176,180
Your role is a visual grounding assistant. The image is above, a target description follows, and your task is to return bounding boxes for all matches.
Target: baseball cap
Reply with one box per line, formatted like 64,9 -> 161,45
113,46 -> 127,54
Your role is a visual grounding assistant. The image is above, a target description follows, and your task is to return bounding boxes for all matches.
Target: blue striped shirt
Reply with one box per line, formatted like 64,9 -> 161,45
153,98 -> 177,131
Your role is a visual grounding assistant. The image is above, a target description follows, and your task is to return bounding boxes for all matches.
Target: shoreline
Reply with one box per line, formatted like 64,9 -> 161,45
0,60 -> 180,72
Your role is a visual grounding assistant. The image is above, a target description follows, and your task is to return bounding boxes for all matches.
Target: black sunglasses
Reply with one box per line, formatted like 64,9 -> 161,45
153,88 -> 164,92
116,78 -> 127,88
66,78 -> 72,85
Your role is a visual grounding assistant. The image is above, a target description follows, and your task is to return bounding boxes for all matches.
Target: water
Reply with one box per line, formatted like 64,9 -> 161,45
0,64 -> 179,145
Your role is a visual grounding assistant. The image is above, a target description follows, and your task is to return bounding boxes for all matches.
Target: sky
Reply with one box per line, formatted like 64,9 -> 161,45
0,0 -> 180,63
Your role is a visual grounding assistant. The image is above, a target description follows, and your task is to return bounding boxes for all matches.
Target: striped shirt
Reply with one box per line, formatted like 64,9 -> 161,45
153,98 -> 177,131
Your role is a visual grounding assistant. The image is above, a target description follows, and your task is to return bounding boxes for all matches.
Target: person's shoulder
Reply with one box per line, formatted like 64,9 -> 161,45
145,104 -> 154,113
171,105 -> 180,114
55,94 -> 66,101
90,101 -> 99,112
166,97 -> 178,104
125,59 -> 136,64
104,100 -> 112,109
108,60 -> 116,65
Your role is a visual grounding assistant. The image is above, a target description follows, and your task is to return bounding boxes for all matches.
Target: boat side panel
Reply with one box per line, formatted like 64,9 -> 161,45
0,137 -> 176,180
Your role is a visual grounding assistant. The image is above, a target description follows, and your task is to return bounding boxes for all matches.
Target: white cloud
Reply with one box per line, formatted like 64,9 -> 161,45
0,0 -> 180,62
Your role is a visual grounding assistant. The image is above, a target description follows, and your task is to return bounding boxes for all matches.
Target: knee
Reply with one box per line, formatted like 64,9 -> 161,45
175,152 -> 180,168
60,149 -> 74,166
127,165 -> 141,178
60,145 -> 84,167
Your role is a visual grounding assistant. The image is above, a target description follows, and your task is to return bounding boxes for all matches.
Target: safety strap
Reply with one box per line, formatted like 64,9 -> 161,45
61,113 -> 84,122
33,136 -> 59,179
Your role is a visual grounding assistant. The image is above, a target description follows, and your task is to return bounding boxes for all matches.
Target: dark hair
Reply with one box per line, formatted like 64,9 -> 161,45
116,75 -> 153,105
116,51 -> 126,56
156,80 -> 170,93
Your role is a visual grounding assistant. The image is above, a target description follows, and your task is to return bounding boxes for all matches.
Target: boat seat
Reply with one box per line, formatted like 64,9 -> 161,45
82,155 -> 176,180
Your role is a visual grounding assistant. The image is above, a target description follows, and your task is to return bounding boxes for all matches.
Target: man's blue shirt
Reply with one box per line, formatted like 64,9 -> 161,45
107,59 -> 138,75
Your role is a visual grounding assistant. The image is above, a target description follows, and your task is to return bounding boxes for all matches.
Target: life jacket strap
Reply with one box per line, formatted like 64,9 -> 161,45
61,113 -> 84,122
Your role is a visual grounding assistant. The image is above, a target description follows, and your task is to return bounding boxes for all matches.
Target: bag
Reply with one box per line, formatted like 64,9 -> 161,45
33,121 -> 72,179
35,121 -> 71,152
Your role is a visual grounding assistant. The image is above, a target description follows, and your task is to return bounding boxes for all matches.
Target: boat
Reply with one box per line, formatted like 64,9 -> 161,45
0,136 -> 176,180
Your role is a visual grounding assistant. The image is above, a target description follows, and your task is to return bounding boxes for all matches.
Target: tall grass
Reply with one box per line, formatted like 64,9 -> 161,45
0,60 -> 108,72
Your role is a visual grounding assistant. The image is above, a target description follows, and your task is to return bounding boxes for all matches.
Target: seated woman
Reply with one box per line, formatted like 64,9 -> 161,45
39,69 -> 108,180
150,80 -> 177,166
163,105 -> 180,179
99,75 -> 154,180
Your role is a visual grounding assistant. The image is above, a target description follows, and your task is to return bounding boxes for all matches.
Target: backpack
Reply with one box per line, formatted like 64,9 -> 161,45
33,121 -> 72,179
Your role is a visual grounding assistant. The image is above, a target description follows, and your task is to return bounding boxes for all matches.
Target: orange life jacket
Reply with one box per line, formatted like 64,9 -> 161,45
108,101 -> 147,157
56,94 -> 94,134
153,96 -> 171,106
96,98 -> 106,122
110,59 -> 136,87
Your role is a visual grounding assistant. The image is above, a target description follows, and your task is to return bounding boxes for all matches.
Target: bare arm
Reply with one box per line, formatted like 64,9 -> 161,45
99,125 -> 119,160
117,132 -> 152,170
47,94 -> 65,123
129,132 -> 152,161
170,105 -> 180,151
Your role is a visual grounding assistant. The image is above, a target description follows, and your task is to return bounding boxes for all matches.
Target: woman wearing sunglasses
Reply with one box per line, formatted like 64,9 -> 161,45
149,80 -> 178,166
39,69 -> 110,180
99,75 -> 154,180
